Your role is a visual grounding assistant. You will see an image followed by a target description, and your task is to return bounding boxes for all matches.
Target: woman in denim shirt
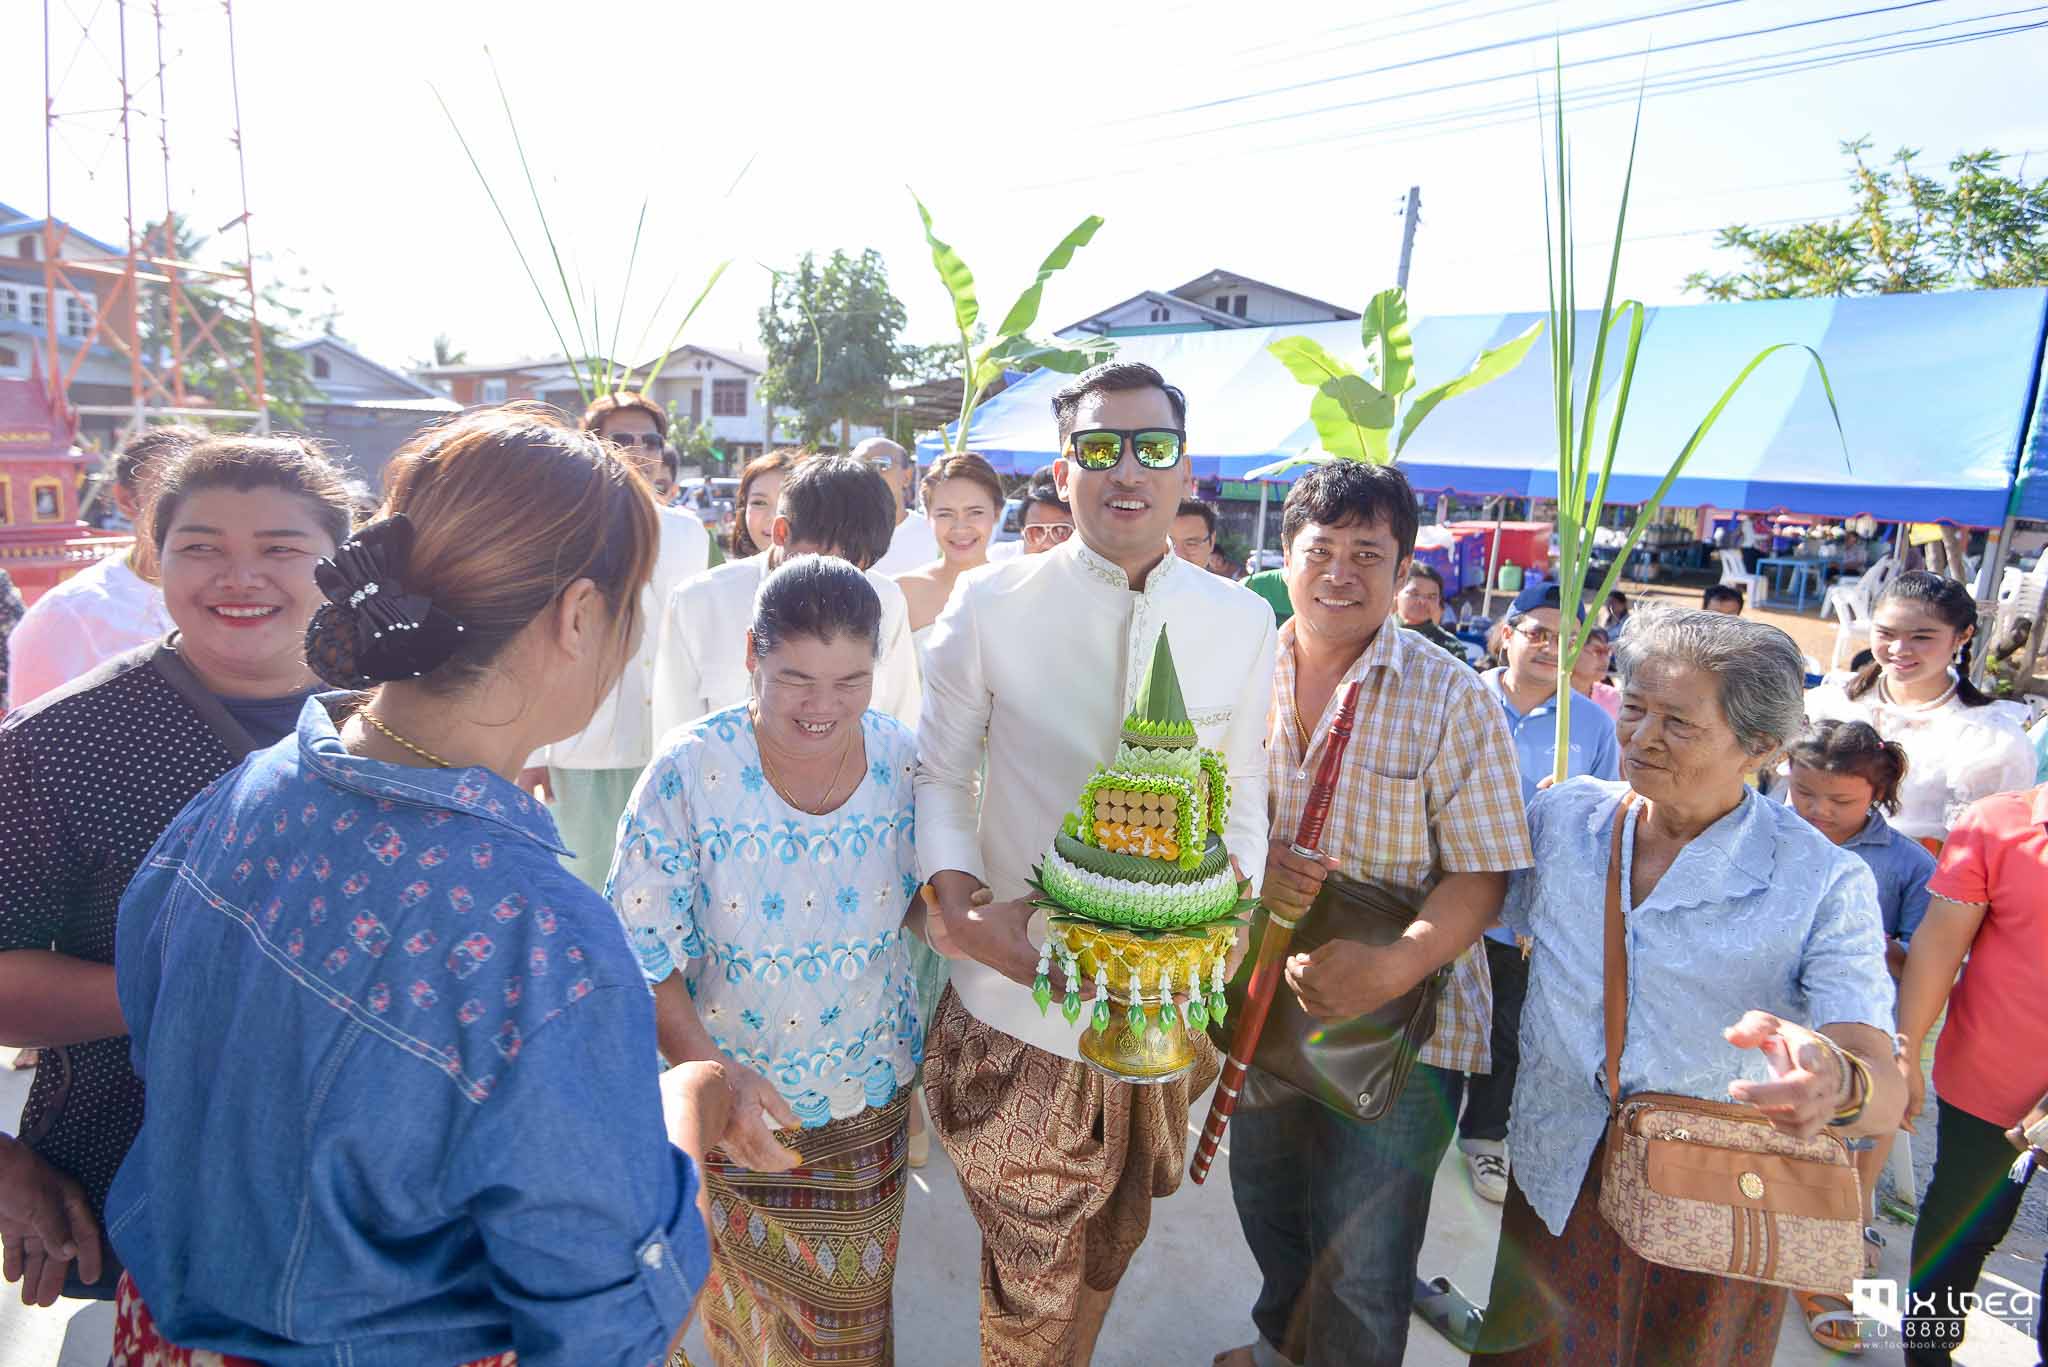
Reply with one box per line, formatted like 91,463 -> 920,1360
106,406 -> 734,1367
1471,608 -> 1904,1367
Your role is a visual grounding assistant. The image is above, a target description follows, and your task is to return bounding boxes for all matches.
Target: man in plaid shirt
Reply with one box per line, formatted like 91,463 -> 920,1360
1216,462 -> 1533,1367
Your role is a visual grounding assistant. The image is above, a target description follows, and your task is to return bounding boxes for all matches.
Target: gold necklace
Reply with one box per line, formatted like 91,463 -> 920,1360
753,708 -> 859,814
358,709 -> 454,769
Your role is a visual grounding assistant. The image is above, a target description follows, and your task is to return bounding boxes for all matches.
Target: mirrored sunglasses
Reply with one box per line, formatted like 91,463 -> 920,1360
1067,427 -> 1186,472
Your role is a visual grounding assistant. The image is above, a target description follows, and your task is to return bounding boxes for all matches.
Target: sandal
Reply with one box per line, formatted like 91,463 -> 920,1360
1864,1225 -> 1886,1273
1797,1290 -> 1866,1354
1414,1275 -> 1487,1354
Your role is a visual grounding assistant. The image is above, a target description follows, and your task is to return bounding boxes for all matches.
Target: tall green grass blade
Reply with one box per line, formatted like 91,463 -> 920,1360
1573,84 -> 1643,522
603,198 -> 649,398
1579,301 -> 1646,558
995,215 -> 1104,339
641,260 -> 732,391
487,49 -> 594,405
431,82 -> 581,402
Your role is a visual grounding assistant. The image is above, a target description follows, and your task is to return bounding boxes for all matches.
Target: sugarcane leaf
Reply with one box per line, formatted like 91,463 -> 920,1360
639,259 -> 731,390
1579,300 -> 1646,529
1573,87 -> 1643,509
1361,287 -> 1415,398
1394,319 -> 1544,455
995,215 -> 1106,340
911,189 -> 979,334
431,82 -> 582,402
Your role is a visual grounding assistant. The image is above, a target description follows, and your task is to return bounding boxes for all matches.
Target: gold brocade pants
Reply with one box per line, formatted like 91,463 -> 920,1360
922,986 -> 1219,1367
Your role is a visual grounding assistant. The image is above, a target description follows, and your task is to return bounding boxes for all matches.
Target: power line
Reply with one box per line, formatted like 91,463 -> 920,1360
1259,7 -> 2048,155
1242,0 -> 1574,71
1017,10 -> 2046,191
1145,0 -> 1963,146
1111,0 -> 1760,126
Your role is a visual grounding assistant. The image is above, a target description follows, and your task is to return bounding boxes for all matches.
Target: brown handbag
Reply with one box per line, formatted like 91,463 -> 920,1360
1595,793 -> 1866,1293
1205,872 -> 1446,1123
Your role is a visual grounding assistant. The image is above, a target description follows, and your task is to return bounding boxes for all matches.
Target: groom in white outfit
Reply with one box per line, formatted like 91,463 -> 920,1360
913,360 -> 1277,1363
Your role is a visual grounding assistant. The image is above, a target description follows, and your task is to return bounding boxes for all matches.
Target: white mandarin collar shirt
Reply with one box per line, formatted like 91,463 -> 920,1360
5,553 -> 173,711
914,536 -> 1277,1062
650,552 -> 920,746
539,505 -> 710,771
870,508 -> 940,578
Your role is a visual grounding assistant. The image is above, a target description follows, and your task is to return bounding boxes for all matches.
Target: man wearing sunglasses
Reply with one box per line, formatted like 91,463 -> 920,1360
990,465 -> 1073,561
514,390 -> 712,889
856,437 -> 942,576
915,360 -> 1277,1365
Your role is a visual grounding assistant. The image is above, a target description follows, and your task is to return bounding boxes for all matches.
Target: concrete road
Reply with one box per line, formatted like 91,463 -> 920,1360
4,1054 -> 2041,1365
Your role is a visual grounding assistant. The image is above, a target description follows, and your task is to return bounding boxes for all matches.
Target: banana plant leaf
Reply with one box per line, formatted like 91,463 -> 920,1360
1393,319 -> 1546,456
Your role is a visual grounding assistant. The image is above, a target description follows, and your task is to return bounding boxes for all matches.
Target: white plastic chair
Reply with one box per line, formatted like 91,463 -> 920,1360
1825,556 -> 1898,670
1822,556 -> 1892,623
1718,548 -> 1765,602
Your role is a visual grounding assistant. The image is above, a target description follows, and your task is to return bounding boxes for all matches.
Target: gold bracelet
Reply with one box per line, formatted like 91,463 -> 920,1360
1827,1042 -> 1872,1128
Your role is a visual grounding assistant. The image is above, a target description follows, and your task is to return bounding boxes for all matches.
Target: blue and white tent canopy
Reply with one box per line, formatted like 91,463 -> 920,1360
919,288 -> 2048,528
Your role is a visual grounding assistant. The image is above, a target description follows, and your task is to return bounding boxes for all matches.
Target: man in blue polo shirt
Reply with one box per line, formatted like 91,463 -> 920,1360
1456,582 -> 1618,1201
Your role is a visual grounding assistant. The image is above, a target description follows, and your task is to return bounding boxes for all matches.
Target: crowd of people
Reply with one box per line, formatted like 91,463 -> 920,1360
0,359 -> 2041,1367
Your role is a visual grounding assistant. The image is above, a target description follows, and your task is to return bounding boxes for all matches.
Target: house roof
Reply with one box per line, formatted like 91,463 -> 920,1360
634,342 -> 767,376
0,207 -> 126,261
1166,268 -> 1360,320
1055,289 -> 1252,337
411,357 -> 566,378
287,334 -> 445,401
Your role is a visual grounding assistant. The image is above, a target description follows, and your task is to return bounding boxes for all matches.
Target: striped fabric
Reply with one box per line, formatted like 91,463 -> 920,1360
1267,618 -> 1534,1075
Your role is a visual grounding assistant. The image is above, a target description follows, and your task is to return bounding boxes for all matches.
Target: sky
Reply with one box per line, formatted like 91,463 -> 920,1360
5,0 -> 2046,376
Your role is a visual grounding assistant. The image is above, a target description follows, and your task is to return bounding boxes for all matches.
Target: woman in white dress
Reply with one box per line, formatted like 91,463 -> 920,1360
896,452 -> 1003,644
892,451 -> 1001,1166
1805,570 -> 2035,850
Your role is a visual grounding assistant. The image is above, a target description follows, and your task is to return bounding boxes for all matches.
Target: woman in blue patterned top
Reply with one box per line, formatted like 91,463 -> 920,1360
610,554 -> 923,1367
105,405 -> 732,1367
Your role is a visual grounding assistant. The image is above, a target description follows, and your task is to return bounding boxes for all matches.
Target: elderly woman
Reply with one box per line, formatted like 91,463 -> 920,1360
1471,606 -> 1904,1367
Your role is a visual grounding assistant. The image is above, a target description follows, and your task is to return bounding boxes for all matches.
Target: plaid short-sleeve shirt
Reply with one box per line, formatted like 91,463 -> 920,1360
1268,618 -> 1534,1074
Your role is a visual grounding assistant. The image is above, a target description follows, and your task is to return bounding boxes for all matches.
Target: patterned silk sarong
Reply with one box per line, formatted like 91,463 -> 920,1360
698,1088 -> 910,1366
922,985 -> 1218,1367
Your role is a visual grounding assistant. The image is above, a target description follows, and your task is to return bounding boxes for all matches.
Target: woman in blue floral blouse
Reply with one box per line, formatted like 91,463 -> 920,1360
611,554 -> 924,1367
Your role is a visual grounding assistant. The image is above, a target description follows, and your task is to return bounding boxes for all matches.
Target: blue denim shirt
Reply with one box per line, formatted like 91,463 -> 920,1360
1502,779 -> 1893,1236
106,700 -> 708,1366
1480,668 -> 1620,946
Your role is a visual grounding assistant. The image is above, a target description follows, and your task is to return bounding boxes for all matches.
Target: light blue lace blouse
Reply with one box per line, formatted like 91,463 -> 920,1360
608,706 -> 923,1128
1501,778 -> 1894,1236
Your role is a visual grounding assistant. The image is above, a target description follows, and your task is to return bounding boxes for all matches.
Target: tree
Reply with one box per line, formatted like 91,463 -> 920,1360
140,214 -> 319,425
1685,140 -> 2048,300
431,334 -> 468,366
757,248 -> 907,449
664,406 -> 724,473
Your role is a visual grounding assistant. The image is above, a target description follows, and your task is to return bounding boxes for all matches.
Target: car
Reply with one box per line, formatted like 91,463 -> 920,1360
677,477 -> 738,526
992,496 -> 1024,545
1247,548 -> 1284,572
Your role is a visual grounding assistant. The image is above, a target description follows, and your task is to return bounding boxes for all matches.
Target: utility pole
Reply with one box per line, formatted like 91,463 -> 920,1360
1396,185 -> 1421,293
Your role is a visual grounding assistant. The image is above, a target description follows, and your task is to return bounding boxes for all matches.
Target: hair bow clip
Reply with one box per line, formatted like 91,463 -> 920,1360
308,514 -> 466,685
